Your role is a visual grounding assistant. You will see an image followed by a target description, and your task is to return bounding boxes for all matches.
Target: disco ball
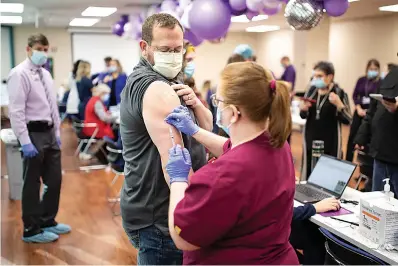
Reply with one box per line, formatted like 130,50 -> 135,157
284,0 -> 324,31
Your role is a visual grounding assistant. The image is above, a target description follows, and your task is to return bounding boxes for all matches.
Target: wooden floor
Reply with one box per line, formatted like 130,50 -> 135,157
0,121 -> 357,265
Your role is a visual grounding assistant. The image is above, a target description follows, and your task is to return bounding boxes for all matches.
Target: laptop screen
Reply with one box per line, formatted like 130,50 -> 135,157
308,155 -> 356,195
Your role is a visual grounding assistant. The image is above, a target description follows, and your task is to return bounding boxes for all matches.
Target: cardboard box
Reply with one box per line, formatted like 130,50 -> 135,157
359,196 -> 398,246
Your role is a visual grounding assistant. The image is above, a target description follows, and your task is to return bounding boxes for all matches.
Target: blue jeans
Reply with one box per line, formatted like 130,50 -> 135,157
372,160 -> 398,199
125,225 -> 182,265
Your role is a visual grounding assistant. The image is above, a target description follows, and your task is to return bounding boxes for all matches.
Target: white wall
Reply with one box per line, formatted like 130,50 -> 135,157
329,14 -> 398,100
72,33 -> 140,75
256,29 -> 294,79
194,32 -> 260,89
13,26 -> 72,90
1,27 -> 12,81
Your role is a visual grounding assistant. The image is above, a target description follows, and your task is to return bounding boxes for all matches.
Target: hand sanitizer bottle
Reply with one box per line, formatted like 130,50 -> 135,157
383,178 -> 394,201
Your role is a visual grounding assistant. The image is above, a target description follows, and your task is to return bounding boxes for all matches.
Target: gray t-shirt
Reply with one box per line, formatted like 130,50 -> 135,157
119,58 -> 206,235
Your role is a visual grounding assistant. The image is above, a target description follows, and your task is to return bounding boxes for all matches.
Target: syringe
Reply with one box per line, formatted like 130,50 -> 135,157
169,127 -> 176,147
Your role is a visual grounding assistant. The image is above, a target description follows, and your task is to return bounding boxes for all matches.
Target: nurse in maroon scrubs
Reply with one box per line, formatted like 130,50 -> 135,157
165,62 -> 299,265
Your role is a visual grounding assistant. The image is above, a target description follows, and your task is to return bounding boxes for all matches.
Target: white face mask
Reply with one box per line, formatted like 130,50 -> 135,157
152,51 -> 183,79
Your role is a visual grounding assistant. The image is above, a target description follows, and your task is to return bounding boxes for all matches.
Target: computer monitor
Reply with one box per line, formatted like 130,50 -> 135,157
308,155 -> 357,196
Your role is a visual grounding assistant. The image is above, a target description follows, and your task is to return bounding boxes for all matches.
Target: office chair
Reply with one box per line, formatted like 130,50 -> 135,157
71,116 -> 107,171
319,228 -> 386,265
105,142 -> 124,216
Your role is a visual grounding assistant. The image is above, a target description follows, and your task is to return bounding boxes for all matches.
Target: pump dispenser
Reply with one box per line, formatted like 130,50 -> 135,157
383,178 -> 394,201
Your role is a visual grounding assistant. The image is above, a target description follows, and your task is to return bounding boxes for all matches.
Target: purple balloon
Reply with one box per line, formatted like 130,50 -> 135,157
189,0 -> 231,40
277,0 -> 289,3
112,21 -> 126,36
246,10 -> 259,20
262,3 -> 281,15
324,0 -> 349,17
246,0 -> 264,12
229,0 -> 247,11
225,1 -> 247,15
184,29 -> 203,46
121,14 -> 129,23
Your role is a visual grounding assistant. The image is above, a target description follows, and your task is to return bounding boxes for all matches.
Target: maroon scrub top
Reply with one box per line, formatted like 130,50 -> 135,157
174,133 -> 299,265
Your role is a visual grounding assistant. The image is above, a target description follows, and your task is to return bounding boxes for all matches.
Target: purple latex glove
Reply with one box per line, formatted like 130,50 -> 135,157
166,144 -> 192,184
56,137 -> 61,147
165,105 -> 199,136
22,143 -> 39,158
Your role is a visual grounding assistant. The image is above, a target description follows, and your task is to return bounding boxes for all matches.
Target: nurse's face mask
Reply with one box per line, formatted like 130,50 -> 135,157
213,95 -> 240,136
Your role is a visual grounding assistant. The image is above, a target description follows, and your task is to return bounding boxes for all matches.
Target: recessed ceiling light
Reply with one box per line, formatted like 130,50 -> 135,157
0,3 -> 24,13
379,4 -> 398,12
69,18 -> 99,27
246,25 -> 280,32
81,6 -> 117,17
348,0 -> 360,2
252,15 -> 268,21
231,15 -> 249,23
0,15 -> 22,24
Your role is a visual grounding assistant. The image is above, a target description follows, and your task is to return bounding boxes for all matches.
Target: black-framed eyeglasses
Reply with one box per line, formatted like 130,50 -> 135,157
210,94 -> 224,108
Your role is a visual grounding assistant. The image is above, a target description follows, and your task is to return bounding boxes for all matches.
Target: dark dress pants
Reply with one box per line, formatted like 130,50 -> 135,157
22,130 -> 62,237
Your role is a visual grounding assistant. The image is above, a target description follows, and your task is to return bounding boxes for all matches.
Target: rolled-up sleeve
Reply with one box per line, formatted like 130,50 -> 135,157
174,166 -> 242,247
7,70 -> 31,145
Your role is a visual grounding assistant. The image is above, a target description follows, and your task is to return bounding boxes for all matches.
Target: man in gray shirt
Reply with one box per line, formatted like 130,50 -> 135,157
119,13 -> 212,265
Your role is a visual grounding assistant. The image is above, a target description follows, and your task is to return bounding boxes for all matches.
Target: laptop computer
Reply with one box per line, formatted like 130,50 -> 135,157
295,155 -> 357,203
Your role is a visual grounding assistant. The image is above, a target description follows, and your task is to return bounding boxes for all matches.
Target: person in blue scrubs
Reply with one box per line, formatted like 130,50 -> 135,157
98,59 -> 127,107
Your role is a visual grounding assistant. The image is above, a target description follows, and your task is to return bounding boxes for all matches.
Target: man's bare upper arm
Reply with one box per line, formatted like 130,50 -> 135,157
142,81 -> 184,182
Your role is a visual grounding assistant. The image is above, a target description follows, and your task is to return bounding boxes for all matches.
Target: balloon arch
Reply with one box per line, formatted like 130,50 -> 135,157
113,0 -> 350,46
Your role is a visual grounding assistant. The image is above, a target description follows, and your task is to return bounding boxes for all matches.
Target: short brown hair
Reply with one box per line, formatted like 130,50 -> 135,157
227,54 -> 245,65
28,33 -> 49,47
184,77 -> 195,88
220,62 -> 292,148
142,13 -> 184,44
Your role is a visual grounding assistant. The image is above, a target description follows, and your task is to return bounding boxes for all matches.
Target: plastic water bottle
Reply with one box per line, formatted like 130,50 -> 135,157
311,140 -> 324,172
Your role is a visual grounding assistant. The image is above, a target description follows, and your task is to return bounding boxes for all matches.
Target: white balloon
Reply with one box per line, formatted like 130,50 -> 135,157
147,5 -> 159,17
123,22 -> 133,35
179,0 -> 191,9
180,3 -> 193,29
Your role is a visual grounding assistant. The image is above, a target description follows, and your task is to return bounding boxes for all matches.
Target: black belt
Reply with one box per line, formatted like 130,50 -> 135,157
27,121 -> 53,132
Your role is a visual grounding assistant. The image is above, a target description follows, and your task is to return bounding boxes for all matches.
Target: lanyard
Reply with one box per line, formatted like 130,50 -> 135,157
315,90 -> 330,120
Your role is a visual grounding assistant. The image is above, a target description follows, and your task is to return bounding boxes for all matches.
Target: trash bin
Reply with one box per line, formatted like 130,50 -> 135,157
1,129 -> 23,200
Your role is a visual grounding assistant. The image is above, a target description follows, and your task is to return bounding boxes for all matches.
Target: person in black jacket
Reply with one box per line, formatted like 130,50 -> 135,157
299,62 -> 352,179
290,198 -> 341,265
355,66 -> 398,198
